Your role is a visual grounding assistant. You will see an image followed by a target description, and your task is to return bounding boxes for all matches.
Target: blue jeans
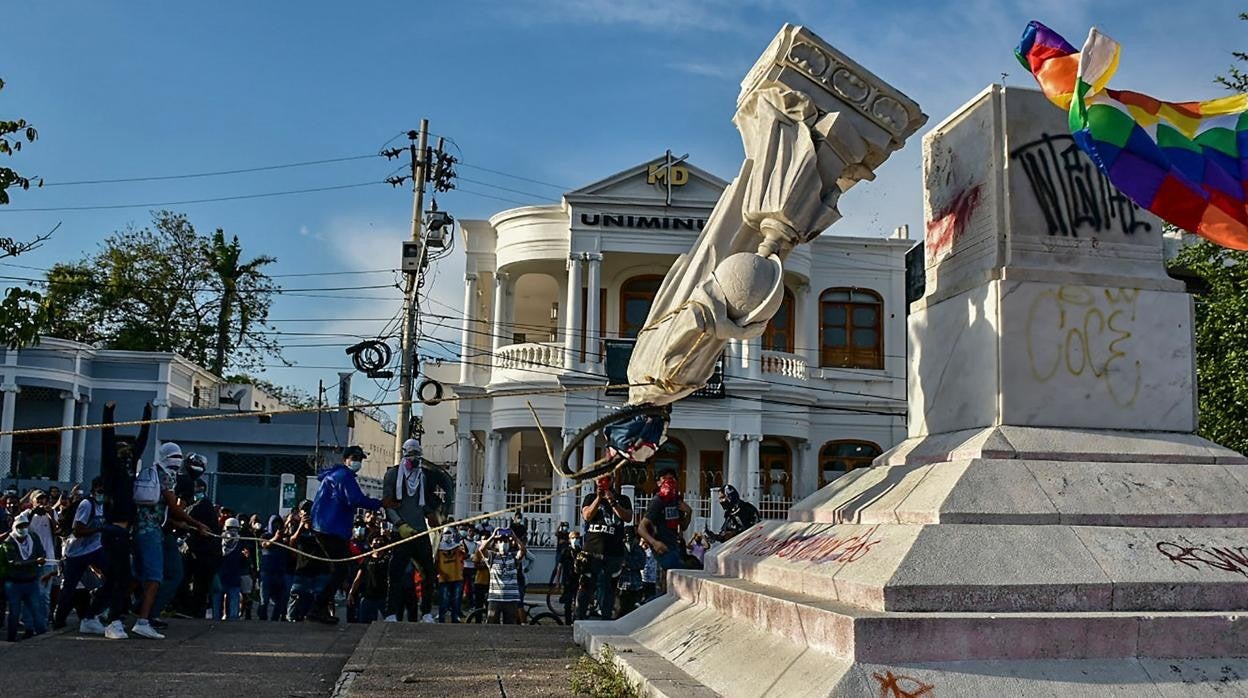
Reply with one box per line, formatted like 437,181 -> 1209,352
217,585 -> 241,620
356,597 -> 384,623
438,581 -> 463,622
6,581 -> 46,641
132,526 -> 164,583
288,574 -> 328,621
259,571 -> 289,621
151,534 -> 184,618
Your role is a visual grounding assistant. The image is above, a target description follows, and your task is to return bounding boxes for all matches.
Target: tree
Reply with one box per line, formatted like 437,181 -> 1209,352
208,228 -> 277,376
1163,11 -> 1248,452
0,76 -> 53,348
40,210 -> 284,374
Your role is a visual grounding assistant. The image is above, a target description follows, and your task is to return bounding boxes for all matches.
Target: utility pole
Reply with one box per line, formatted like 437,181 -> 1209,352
395,121 -> 430,458
314,378 -> 324,468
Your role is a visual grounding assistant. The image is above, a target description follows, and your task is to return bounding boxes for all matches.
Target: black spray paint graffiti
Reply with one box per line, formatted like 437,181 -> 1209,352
1010,133 -> 1153,238
1156,541 -> 1248,578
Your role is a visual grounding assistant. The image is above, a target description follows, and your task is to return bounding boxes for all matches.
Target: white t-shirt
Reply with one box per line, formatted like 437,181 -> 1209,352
28,510 -> 57,563
63,499 -> 104,559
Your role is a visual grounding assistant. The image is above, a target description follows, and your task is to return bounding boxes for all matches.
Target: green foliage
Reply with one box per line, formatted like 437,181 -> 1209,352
1214,12 -> 1248,92
40,210 -> 283,374
1170,240 -> 1248,453
570,645 -> 641,698
0,75 -> 52,349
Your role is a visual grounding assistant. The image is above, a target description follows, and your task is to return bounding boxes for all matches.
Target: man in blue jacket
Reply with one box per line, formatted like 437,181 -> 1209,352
310,445 -> 381,623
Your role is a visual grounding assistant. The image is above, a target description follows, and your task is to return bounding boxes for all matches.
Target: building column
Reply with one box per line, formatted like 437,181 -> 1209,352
585,253 -> 603,365
564,253 -> 584,370
744,434 -> 762,504
454,432 -> 472,518
580,435 -> 598,524
744,337 -> 763,380
797,440 -> 814,498
0,382 -> 18,479
491,272 -> 509,353
460,273 -> 478,385
485,431 -> 505,512
725,432 -> 743,495
795,281 -> 817,369
58,392 -> 75,482
74,399 -> 89,483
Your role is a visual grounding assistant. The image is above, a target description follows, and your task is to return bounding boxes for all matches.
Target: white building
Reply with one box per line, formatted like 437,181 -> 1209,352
422,155 -> 912,531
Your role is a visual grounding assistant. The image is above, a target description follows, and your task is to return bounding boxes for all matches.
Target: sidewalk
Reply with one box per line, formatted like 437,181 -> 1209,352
337,622 -> 581,697
0,620 -> 364,698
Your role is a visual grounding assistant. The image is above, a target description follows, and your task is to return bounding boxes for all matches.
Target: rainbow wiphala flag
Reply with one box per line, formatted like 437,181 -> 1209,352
1017,21 -> 1248,249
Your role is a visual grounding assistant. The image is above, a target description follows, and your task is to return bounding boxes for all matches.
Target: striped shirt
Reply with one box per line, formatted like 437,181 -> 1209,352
486,551 -> 522,603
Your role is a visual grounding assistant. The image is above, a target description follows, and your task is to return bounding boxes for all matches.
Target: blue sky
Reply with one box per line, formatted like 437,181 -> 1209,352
1,0 -> 1243,403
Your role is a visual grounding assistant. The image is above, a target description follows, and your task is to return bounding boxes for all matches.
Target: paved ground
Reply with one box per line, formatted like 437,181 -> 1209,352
339,623 -> 583,698
0,620 -> 365,698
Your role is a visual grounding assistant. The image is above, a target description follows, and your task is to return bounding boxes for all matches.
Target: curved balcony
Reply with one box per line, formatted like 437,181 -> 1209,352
761,350 -> 808,380
491,342 -> 564,383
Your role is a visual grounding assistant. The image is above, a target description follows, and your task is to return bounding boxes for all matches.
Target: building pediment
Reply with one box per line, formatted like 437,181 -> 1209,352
565,155 -> 727,207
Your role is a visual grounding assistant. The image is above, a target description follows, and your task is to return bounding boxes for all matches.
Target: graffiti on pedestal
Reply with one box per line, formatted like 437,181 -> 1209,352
1026,285 -> 1142,407
1010,133 -> 1152,238
1157,540 -> 1248,578
728,523 -> 881,564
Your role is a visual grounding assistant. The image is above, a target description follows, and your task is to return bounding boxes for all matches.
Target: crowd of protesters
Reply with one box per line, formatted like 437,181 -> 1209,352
0,402 -> 759,641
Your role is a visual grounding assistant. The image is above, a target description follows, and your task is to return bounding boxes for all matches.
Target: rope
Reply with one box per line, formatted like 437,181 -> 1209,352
0,383 -> 649,438
208,468 -> 608,564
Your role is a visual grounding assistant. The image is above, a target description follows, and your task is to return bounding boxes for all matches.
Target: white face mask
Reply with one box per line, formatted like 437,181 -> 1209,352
497,541 -> 510,554
347,460 -> 363,473
12,527 -> 28,540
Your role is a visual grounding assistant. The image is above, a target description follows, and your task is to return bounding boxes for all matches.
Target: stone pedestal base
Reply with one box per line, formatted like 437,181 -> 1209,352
575,427 -> 1248,696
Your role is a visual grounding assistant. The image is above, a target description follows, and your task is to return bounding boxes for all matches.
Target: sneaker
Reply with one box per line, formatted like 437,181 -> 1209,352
420,614 -> 436,624
131,620 -> 165,640
104,620 -> 128,640
149,618 -> 169,631
383,615 -> 398,623
79,617 -> 107,636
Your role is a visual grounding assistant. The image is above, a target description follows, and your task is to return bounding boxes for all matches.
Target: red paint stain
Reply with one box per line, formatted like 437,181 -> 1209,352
873,670 -> 935,698
925,184 -> 983,259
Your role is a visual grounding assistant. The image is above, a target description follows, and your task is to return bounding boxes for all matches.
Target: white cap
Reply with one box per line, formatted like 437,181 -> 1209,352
224,517 -> 241,530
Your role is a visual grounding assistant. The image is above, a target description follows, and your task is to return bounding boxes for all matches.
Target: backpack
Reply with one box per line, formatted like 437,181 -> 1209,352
133,459 -> 162,505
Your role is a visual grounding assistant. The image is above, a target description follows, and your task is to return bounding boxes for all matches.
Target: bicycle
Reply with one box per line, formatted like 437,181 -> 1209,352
463,599 -> 563,625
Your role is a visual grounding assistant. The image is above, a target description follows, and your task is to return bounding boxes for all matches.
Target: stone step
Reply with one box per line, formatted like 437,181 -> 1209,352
668,570 -> 1248,663
708,520 -> 1248,613
792,458 -> 1248,528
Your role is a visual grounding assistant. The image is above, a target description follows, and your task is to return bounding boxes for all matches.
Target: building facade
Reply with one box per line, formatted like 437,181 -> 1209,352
0,338 -> 395,514
422,156 -> 913,530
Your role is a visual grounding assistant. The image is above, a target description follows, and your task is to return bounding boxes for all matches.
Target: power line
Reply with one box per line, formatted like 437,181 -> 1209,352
0,273 -> 399,295
0,181 -> 382,212
41,154 -> 381,187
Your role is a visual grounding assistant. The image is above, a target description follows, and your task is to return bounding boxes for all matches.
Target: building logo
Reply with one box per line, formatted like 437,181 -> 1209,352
647,163 -> 688,187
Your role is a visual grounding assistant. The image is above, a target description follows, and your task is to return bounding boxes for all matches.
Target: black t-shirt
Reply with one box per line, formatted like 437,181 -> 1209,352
581,491 -> 632,557
644,496 -> 685,551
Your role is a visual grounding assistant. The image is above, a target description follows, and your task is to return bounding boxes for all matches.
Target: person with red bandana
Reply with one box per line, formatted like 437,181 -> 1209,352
638,465 -> 691,580
578,472 -> 632,620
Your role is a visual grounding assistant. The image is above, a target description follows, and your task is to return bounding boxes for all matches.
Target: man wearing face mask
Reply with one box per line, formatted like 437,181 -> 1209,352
578,473 -> 632,620
309,445 -> 381,624
483,527 -> 525,624
706,484 -> 759,543
185,477 -> 222,619
639,466 -> 692,580
380,439 -> 446,624
95,401 -> 151,640
4,512 -> 47,641
555,529 -> 583,625
53,478 -> 110,632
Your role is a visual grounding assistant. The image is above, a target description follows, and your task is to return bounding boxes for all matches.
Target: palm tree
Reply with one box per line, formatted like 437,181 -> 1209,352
209,228 -> 276,376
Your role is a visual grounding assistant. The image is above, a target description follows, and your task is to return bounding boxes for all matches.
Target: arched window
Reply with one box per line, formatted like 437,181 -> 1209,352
759,437 -> 792,499
761,288 -> 795,353
619,275 -> 664,339
621,436 -> 686,495
819,440 -> 882,487
820,288 -> 883,369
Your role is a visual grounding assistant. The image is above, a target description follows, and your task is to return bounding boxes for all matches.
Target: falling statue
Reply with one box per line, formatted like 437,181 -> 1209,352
556,25 -> 927,480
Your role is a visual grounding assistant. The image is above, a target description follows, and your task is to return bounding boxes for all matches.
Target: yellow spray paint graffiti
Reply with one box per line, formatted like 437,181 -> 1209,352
1025,285 -> 1142,407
